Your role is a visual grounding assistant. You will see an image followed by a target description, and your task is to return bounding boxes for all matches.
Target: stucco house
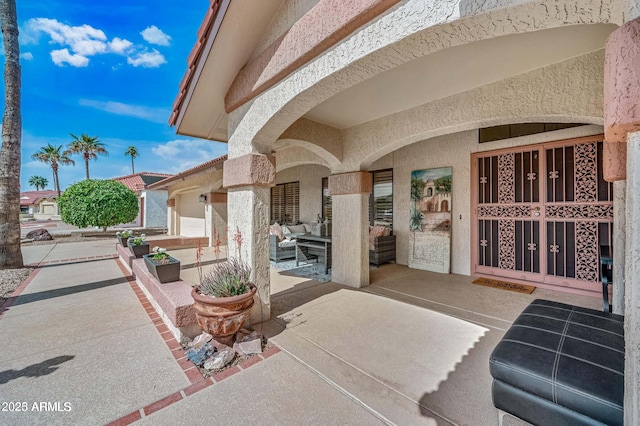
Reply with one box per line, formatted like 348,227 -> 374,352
168,0 -> 640,421
19,190 -> 60,219
112,172 -> 172,228
147,156 -> 227,245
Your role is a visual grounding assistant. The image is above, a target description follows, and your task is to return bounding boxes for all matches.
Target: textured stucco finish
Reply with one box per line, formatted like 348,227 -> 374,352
624,131 -> 640,426
613,180 -> 626,315
227,0 -> 620,157
225,0 -> 402,112
331,193 -> 370,288
278,118 -> 343,167
328,171 -> 372,195
223,153 -> 276,188
227,187 -> 271,323
604,17 -> 640,180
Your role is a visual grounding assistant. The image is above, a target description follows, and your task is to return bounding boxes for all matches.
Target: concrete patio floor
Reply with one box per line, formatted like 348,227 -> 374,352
1,240 -> 601,425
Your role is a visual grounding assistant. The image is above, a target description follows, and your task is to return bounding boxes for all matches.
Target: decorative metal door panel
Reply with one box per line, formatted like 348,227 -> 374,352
472,137 -> 613,293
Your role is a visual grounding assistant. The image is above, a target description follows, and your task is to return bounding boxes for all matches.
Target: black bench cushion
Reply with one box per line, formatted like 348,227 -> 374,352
490,299 -> 624,425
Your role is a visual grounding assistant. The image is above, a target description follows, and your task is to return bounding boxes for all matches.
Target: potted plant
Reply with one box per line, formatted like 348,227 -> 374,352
116,229 -> 133,247
127,234 -> 149,258
143,246 -> 181,283
191,229 -> 256,345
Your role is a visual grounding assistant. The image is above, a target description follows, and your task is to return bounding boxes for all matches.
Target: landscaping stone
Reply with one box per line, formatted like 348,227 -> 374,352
203,348 -> 235,370
185,341 -> 214,366
187,332 -> 213,350
233,331 -> 263,355
26,229 -> 53,241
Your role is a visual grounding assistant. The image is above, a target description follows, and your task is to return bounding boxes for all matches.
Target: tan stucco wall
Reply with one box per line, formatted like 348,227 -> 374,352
372,124 -> 604,276
276,164 -> 331,223
177,190 -> 206,237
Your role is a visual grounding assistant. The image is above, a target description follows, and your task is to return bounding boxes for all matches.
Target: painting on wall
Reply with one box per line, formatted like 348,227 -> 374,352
409,167 -> 452,273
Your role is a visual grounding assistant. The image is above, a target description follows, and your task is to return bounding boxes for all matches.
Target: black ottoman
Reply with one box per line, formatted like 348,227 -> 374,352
489,299 -> 624,426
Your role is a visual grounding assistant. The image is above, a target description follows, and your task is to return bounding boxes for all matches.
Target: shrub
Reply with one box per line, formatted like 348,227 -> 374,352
58,179 -> 139,231
199,258 -> 252,298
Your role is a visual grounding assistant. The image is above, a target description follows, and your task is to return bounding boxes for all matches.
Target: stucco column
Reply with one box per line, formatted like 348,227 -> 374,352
605,17 -> 640,426
223,154 -> 275,323
613,181 -> 625,315
329,171 -> 372,288
625,131 -> 640,426
166,198 -> 176,236
205,192 -> 227,247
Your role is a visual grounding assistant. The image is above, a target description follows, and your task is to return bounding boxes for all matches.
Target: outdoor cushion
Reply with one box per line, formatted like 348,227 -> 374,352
278,239 -> 297,248
490,299 -> 624,426
288,224 -> 306,234
269,223 -> 285,241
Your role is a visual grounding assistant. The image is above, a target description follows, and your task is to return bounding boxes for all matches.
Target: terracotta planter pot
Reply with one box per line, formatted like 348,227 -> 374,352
191,286 -> 257,340
117,236 -> 129,247
143,254 -> 181,283
128,243 -> 150,258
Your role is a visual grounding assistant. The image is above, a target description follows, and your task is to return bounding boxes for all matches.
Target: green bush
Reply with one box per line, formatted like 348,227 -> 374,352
58,179 -> 139,231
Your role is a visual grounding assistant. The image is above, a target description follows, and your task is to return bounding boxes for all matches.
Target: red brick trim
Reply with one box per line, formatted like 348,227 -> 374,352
0,267 -> 41,319
109,257 -> 281,424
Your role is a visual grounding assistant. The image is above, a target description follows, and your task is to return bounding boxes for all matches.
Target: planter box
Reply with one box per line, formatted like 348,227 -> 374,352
128,243 -> 150,258
117,236 -> 129,247
143,254 -> 181,284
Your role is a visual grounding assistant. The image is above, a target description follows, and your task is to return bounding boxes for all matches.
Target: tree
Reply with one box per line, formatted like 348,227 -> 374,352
28,175 -> 48,191
434,175 -> 452,194
67,133 -> 108,179
58,179 -> 138,231
410,177 -> 425,201
32,144 -> 74,196
0,0 -> 23,268
125,145 -> 139,174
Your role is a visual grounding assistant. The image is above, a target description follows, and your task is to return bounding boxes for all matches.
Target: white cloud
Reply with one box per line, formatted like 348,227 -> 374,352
126,49 -> 166,68
152,139 -> 227,173
109,37 -> 133,54
140,25 -> 171,46
79,99 -> 170,123
51,48 -> 89,67
20,52 -> 34,60
23,18 -> 166,68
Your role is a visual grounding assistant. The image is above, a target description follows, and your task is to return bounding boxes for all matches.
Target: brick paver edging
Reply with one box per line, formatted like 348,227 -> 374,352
108,258 -> 281,425
0,267 -> 42,319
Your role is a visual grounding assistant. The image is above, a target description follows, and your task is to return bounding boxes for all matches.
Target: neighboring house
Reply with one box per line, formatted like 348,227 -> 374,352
20,190 -> 60,219
112,172 -> 172,228
147,156 -> 227,245
168,0 -> 640,413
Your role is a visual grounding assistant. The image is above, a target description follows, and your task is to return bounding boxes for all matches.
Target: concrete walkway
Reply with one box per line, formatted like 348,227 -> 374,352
0,240 -> 601,425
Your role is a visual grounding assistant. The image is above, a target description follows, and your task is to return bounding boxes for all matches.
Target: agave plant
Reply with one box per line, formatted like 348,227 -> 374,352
199,257 -> 252,298
410,203 -> 424,231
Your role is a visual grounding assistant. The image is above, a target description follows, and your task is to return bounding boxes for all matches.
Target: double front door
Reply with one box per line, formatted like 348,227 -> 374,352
471,136 -> 613,293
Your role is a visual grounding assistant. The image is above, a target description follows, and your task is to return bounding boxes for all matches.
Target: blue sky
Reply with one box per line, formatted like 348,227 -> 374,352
8,0 -> 228,191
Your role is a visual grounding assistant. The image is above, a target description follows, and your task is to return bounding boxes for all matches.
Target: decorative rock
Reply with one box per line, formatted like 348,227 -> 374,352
25,229 -> 53,241
185,341 -> 214,366
203,348 -> 235,371
233,331 -> 263,355
187,332 -> 213,350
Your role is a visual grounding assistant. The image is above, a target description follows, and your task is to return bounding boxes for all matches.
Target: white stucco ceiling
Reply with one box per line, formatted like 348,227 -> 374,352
304,24 -> 617,130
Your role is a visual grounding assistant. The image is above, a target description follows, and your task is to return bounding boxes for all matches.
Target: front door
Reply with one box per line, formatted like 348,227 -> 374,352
471,136 -> 613,294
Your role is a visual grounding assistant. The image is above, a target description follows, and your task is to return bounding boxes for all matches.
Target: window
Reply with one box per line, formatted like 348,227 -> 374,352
370,169 -> 393,229
271,181 -> 299,224
479,123 -> 586,143
321,177 -> 332,221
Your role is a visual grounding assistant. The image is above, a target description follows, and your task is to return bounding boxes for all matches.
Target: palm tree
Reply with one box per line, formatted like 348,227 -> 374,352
0,0 -> 23,268
28,175 -> 49,191
32,144 -> 75,196
125,146 -> 139,174
67,133 -> 108,179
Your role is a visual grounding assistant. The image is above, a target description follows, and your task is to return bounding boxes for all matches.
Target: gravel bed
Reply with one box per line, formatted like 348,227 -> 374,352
0,267 -> 34,306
